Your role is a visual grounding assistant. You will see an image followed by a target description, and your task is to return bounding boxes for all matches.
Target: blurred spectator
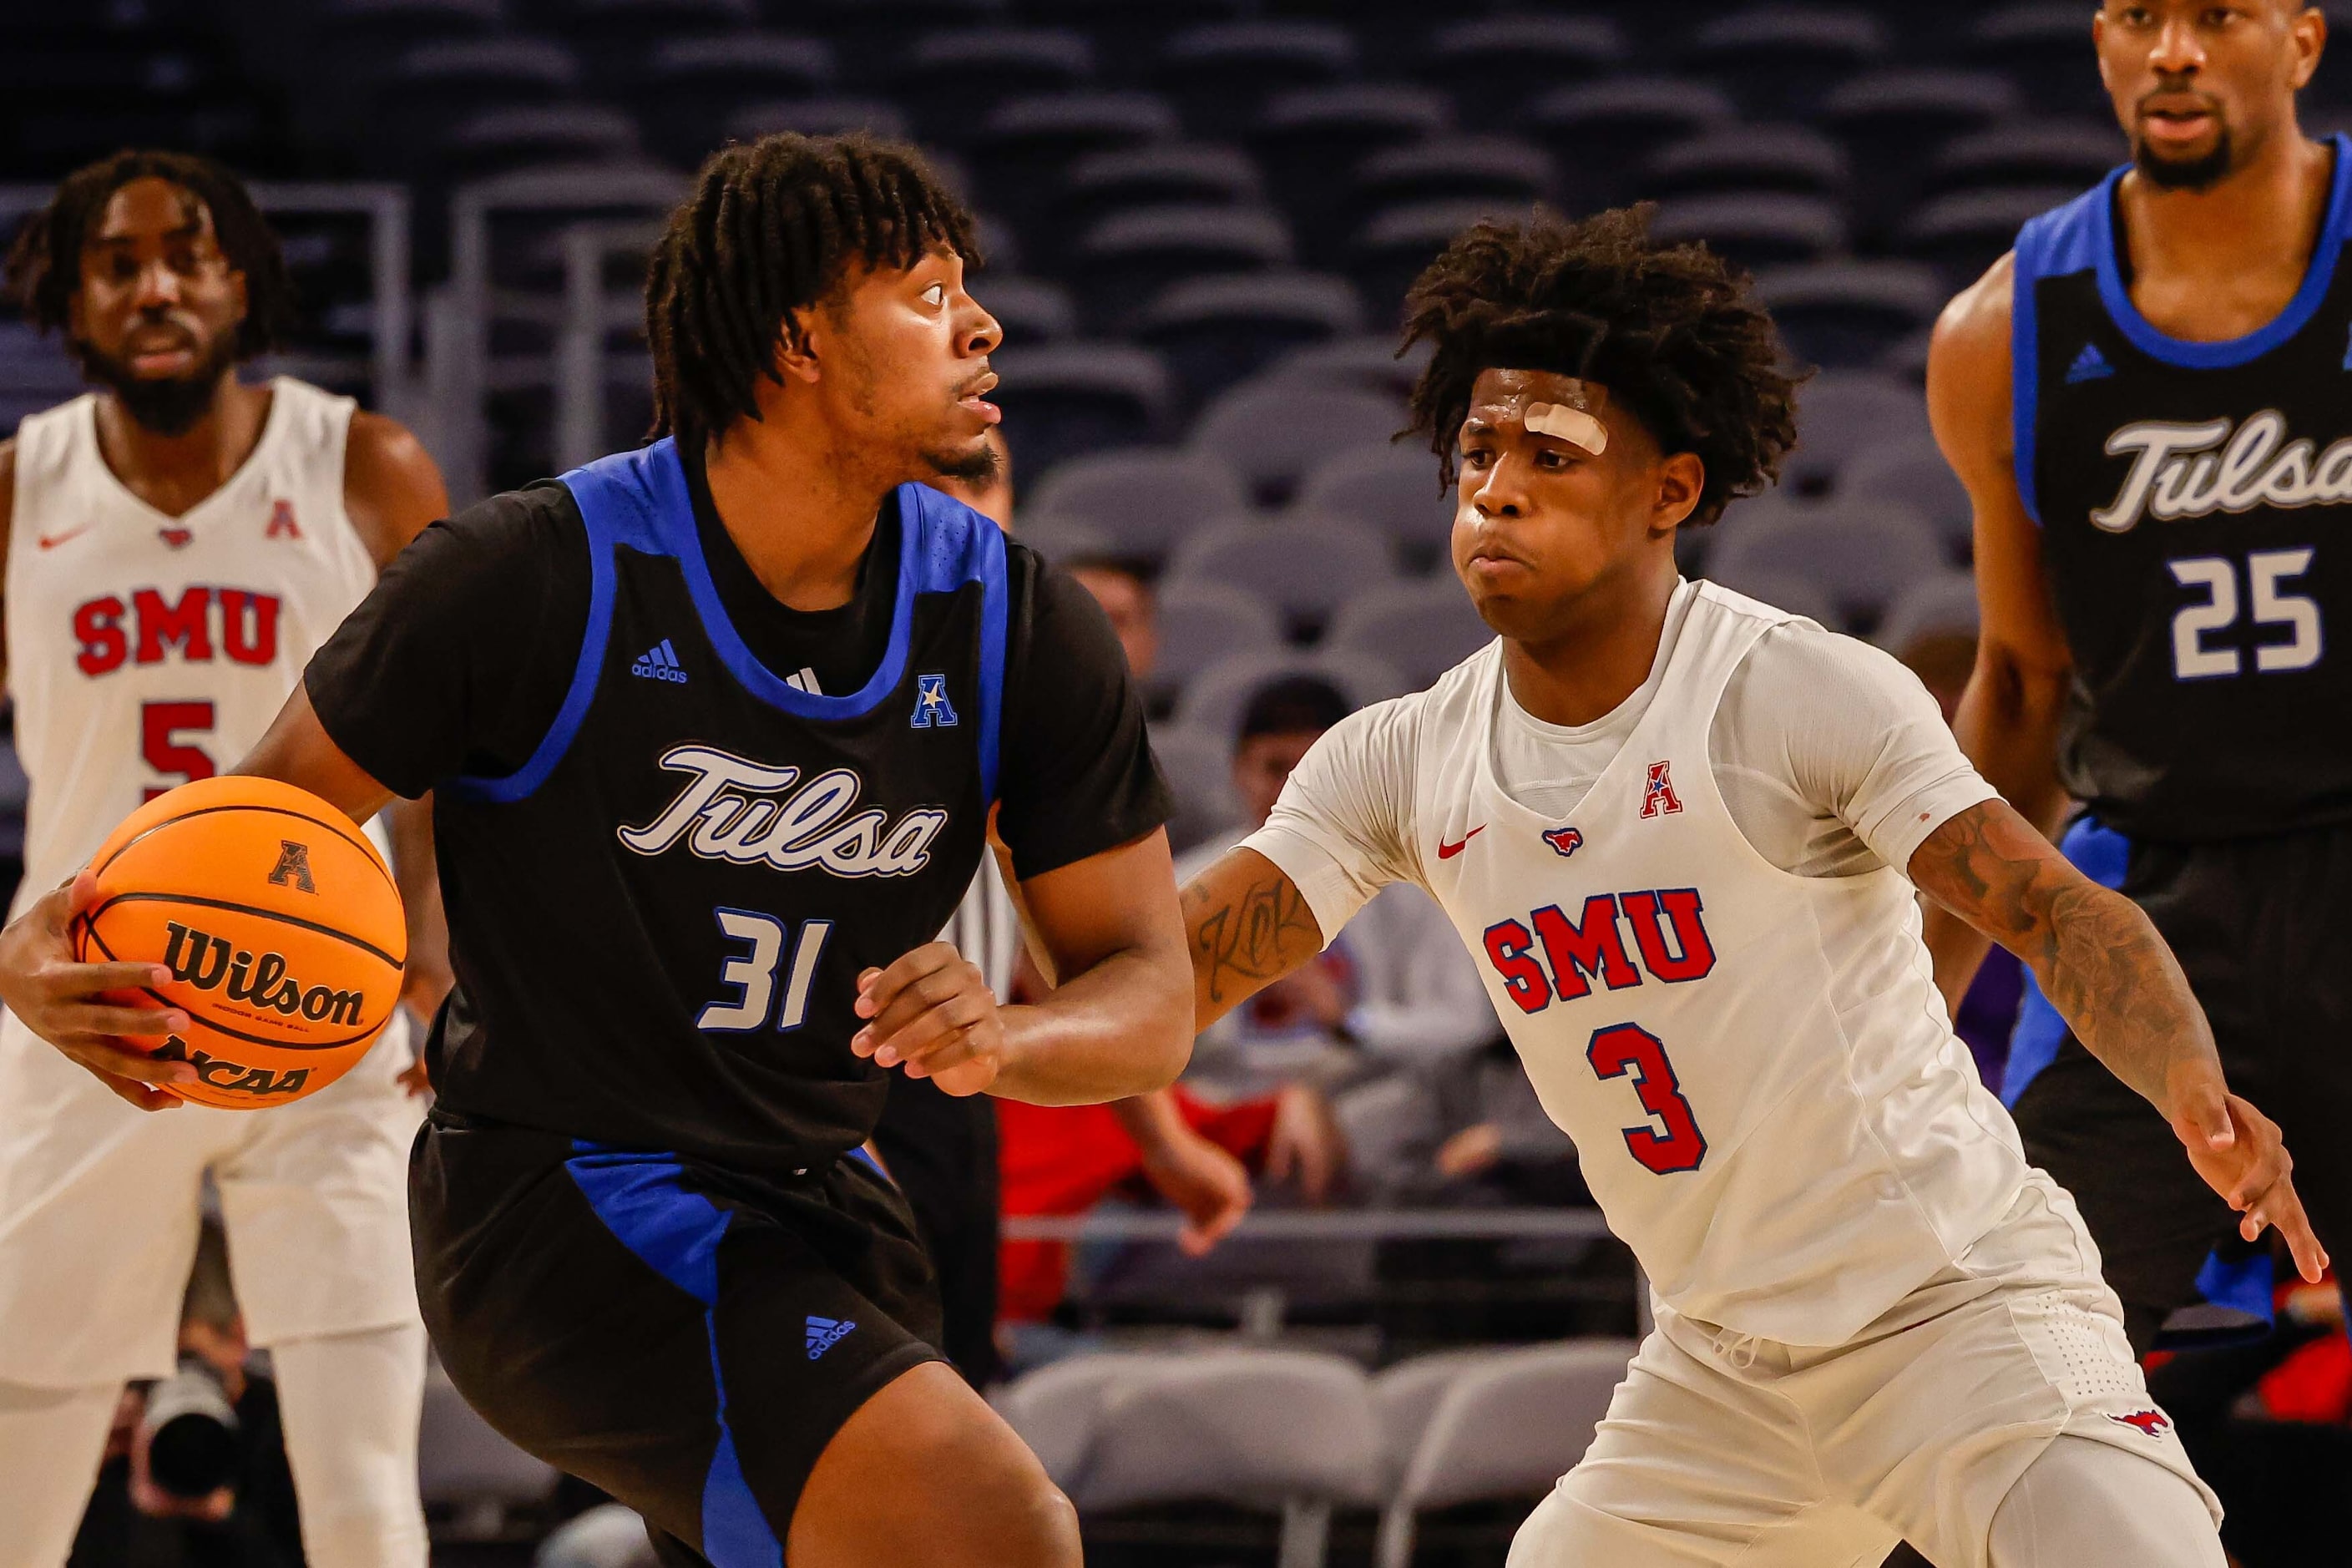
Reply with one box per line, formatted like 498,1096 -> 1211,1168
68,1220 -> 303,1568
1896,628 -> 2024,1092
1062,554 -> 1159,686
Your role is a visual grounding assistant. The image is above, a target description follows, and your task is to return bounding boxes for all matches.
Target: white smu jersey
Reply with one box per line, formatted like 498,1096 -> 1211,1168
1409,585 -> 2033,1344
6,378 -> 382,915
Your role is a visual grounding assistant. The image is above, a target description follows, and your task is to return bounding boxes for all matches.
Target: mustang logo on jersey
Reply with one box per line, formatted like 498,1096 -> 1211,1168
2094,410 -> 2352,533
1543,826 -> 1585,858
1482,890 -> 1717,1014
73,587 -> 282,676
619,744 -> 948,878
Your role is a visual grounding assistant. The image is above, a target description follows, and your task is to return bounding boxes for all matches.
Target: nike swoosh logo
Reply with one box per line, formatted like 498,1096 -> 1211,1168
1438,826 -> 1485,859
36,526 -> 89,550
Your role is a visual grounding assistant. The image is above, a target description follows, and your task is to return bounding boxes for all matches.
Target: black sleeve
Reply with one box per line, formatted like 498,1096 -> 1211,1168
992,549 -> 1172,879
303,482 -> 589,798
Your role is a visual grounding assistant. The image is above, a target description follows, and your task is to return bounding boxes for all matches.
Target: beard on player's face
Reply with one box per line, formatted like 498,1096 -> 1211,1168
923,434 -> 1001,487
2136,124 -> 2238,190
78,321 -> 239,437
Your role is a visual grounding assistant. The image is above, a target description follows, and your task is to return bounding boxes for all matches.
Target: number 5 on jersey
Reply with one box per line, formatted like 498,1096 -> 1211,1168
699,910 -> 832,1033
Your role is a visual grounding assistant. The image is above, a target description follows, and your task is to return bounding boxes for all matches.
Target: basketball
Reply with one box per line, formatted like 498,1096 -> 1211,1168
70,776 -> 407,1110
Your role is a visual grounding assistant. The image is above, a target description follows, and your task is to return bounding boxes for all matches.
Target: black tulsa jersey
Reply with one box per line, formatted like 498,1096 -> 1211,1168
306,438 -> 1166,1176
2014,134 -> 2352,842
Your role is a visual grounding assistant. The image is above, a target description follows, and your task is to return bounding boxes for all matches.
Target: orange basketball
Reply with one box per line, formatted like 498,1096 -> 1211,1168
71,776 -> 407,1109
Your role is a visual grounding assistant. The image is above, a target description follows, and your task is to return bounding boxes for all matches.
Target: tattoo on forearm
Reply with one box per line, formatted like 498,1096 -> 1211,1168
1186,875 -> 1320,1006
1912,801 -> 2212,1108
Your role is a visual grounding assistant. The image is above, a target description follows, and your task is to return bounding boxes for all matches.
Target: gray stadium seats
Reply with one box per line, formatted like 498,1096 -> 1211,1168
569,0 -> 756,81
1295,443 -> 1454,561
419,1359 -> 560,1531
1075,205 -> 1294,333
1686,8 -> 1889,120
1783,369 -> 1935,492
1325,578 -> 1493,687
989,342 -> 1176,474
322,0 -> 503,56
1645,124 -> 1852,201
1374,1341 -> 1636,1568
1348,198 -> 1520,315
1695,562 -> 1843,629
1896,185 -> 2075,291
1422,16 -> 1627,121
1647,193 -> 1849,271
994,1349 -> 1181,1489
1970,3 -> 2111,120
1823,68 -> 2025,230
1350,136 -> 1557,224
1007,518 -> 1110,567
379,38 -> 581,170
898,28 -> 1095,145
975,274 -> 1079,347
728,96 -> 911,144
1262,334 -> 1434,404
1160,21 -> 1360,140
1054,141 -> 1264,251
1753,259 -> 1946,369
1191,381 -> 1406,505
1168,516 -> 1398,623
1842,436 -> 1972,557
1150,580 -> 1285,692
639,34 -> 834,165
1932,119 -> 2128,195
1707,502 -> 1948,631
440,105 -> 642,179
1074,1349 -> 1382,1568
1140,271 -> 1363,408
1027,446 -> 1249,559
1370,1349 -> 1505,1493
1526,78 -> 1740,206
1252,83 -> 1454,258
1875,571 -> 1983,655
975,90 -> 1182,218
1149,722 -> 1243,848
1178,647 -> 1410,737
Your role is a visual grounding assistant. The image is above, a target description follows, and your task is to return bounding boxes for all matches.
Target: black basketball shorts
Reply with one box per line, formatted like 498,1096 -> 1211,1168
411,1115 -> 944,1566
2006,817 -> 2352,1352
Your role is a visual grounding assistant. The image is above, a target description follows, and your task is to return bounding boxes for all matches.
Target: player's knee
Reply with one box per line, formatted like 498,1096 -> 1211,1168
1988,1435 -> 2223,1568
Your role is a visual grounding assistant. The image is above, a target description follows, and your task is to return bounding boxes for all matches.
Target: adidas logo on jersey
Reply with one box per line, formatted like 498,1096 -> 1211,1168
2064,343 -> 2114,384
806,1315 -> 857,1360
631,639 -> 688,683
2095,410 -> 2352,533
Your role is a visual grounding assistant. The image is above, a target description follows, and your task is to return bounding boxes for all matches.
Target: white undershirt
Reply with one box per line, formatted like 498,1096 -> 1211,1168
1249,579 -> 1998,934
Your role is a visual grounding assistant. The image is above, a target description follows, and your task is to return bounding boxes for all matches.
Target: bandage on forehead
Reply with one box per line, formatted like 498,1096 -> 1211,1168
1522,384 -> 1609,454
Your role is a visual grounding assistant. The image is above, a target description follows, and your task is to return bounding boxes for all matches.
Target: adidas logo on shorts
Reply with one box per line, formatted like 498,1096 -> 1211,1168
806,1315 -> 857,1360
631,639 -> 688,683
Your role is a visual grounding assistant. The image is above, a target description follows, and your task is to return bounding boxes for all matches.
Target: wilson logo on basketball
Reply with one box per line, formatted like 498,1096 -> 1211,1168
161,920 -> 368,1026
149,1034 -> 311,1099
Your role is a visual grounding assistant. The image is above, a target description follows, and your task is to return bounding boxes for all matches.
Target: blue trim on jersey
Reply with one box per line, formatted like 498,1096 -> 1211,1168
2002,815 -> 2132,1105
566,1145 -> 783,1568
2010,182 -> 2112,525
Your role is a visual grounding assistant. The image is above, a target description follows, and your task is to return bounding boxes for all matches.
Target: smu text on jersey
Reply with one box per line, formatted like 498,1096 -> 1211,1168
73,586 -> 283,675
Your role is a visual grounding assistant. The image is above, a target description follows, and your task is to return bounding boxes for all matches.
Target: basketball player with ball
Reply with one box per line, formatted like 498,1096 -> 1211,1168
0,152 -> 448,1566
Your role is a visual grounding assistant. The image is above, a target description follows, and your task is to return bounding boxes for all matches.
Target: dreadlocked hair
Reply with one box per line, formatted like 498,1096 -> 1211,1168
3,149 -> 294,364
645,132 -> 981,447
1401,205 -> 1801,526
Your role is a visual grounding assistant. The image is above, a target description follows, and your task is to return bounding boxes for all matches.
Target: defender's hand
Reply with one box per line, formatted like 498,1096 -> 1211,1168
851,942 -> 1006,1098
0,872 -> 195,1111
2171,1071 -> 2329,1283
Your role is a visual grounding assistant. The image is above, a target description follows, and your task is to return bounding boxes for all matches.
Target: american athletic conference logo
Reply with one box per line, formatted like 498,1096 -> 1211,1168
618,745 -> 948,878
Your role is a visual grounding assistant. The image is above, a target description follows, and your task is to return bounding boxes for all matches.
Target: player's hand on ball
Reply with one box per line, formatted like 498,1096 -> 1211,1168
852,943 -> 1005,1098
0,871 -> 196,1111
2170,1072 -> 2329,1283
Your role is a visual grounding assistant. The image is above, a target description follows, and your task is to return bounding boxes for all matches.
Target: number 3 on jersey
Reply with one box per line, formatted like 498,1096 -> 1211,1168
699,910 -> 832,1033
2168,549 -> 2324,680
1589,1022 -> 1707,1174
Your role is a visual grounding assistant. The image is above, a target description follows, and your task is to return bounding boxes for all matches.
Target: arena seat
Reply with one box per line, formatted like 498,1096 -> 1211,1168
895,27 -> 1096,147
1158,21 -> 1361,141
1932,119 -> 2127,195
1004,517 -> 1110,568
1707,502 -> 1948,632
1874,570 -> 1982,655
320,0 -> 504,59
1139,271 -> 1364,409
1252,83 -> 1453,259
1970,3 -> 2111,120
1049,141 -> 1265,257
1420,17 -> 1627,122
1178,648 -> 1411,737
1324,579 -> 1493,688
1822,68 -> 2025,231
1841,435 -> 1973,558
1168,516 -> 1398,624
1348,198 -> 1525,316
1348,136 -> 1557,232
1373,1341 -> 1636,1568
994,1350 -> 1186,1490
1783,369 -> 1936,492
1073,1349 -> 1383,1568
1260,334 -> 1434,404
565,0 -> 757,85
376,38 -> 583,172
1072,205 -> 1293,332
974,89 -> 1182,221
418,1360 -> 560,1527
1526,78 -> 1740,207
1148,723 -> 1242,848
1646,192 -> 1849,271
1753,259 -> 1946,369
726,94 -> 910,144
637,33 -> 834,166
1189,381 -> 1406,505
1026,445 -> 1247,559
1697,560 -> 1844,630
1370,1348 -> 1520,1494
1294,443 -> 1454,564
1644,124 -> 1852,201
975,273 -> 1078,347
1895,185 -> 2075,292
438,104 -> 644,180
989,341 -> 1176,474
1684,8 -> 1889,121
1152,581 -> 1286,701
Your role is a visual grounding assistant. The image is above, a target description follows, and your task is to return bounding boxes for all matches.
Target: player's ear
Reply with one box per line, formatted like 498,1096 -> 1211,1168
1652,452 -> 1705,534
2290,7 -> 2325,91
773,311 -> 822,385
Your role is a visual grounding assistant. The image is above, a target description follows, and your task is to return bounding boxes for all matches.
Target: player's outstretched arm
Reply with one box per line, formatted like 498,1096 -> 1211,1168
1909,797 -> 2329,1282
1178,847 -> 1330,1034
0,687 -> 397,1111
854,828 -> 1194,1106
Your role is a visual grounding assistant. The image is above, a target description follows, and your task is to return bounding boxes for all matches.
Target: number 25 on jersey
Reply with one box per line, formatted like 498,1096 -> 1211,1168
2168,548 -> 2324,680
